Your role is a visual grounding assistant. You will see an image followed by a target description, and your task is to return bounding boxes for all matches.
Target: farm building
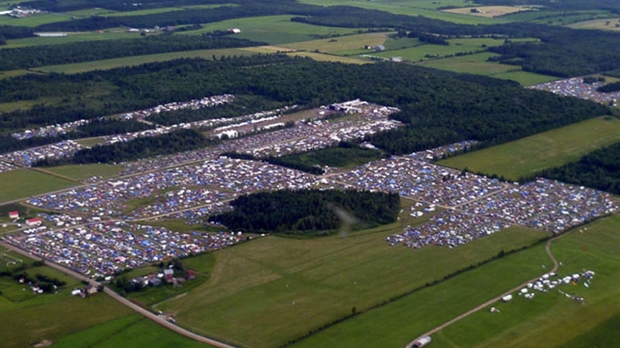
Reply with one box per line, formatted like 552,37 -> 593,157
8,211 -> 19,219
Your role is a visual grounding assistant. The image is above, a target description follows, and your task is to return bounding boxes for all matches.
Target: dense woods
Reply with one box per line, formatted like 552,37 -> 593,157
34,129 -> 213,166
0,25 -> 34,42
597,82 -> 620,93
0,55 -> 609,156
539,141 -> 620,195
0,34 -> 263,71
209,189 -> 401,235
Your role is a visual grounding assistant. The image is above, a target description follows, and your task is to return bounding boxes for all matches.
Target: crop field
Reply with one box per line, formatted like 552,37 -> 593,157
0,169 -> 76,204
0,292 -> 133,348
52,314 -> 208,348
374,37 -> 531,63
158,205 -> 547,348
568,18 -> 620,31
281,32 -> 391,54
35,48 -> 255,74
438,116 -> 620,181
1,30 -> 149,49
430,214 -> 620,348
182,15 -> 360,45
298,0 -> 503,25
45,163 -> 122,181
291,214 -> 619,348
286,51 -> 369,64
443,6 -> 538,18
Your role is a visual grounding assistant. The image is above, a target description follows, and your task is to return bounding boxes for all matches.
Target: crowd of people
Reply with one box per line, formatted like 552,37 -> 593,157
0,140 -> 85,167
11,119 -> 90,140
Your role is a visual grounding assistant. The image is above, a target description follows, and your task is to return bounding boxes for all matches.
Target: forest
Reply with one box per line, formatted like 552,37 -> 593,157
33,129 -> 213,166
539,141 -> 620,195
0,55 -> 609,156
209,189 -> 401,235
597,82 -> 620,93
0,25 -> 34,42
0,34 -> 263,71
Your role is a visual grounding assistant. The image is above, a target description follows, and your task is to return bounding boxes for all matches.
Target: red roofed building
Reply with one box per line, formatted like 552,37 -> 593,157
25,217 -> 42,226
9,211 -> 19,219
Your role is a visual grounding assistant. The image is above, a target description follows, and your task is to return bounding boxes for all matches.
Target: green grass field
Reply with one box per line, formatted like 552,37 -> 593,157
0,169 -> 75,203
298,0 -> 503,25
281,32 -> 391,53
286,51 -> 369,64
500,9 -> 616,26
34,47 -> 255,74
1,31 -> 149,49
52,314 -> 209,348
290,214 -> 619,348
1,13 -> 74,27
182,15 -> 361,45
45,163 -> 122,181
438,116 -> 620,181
430,214 -> 620,348
491,70 -> 560,86
568,17 -> 620,31
158,206 -> 548,348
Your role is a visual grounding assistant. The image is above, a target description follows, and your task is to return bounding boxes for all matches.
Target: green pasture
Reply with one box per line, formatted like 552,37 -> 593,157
35,47 -> 254,74
291,214 -> 619,348
52,314 -> 208,348
0,169 -> 75,204
0,292 -> 133,348
431,214 -> 620,348
568,18 -> 620,31
0,97 -> 59,113
159,209 -> 548,348
281,31 -> 391,54
45,163 -> 121,181
501,9 -> 616,25
438,116 -> 620,181
103,3 -> 232,17
491,70 -> 560,86
1,13 -> 73,27
286,51 -> 369,64
181,15 -> 361,45
298,0 -> 502,25
63,8 -> 117,17
27,265 -> 82,288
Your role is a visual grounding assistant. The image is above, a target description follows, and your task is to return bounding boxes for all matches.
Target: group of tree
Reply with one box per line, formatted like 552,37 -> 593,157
209,189 -> 401,235
0,34 -> 263,71
0,54 -> 610,157
33,129 -> 214,166
0,25 -> 34,43
537,141 -> 620,195
597,81 -> 620,93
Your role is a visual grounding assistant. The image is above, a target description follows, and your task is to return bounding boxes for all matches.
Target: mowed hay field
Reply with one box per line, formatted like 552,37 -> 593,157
430,214 -> 620,348
182,15 -> 360,45
438,116 -> 620,181
0,169 -> 76,203
159,206 -> 548,348
292,215 -> 620,348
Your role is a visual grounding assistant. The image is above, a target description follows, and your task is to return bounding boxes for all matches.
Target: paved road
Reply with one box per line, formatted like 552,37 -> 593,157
0,242 -> 237,348
405,235 -> 562,348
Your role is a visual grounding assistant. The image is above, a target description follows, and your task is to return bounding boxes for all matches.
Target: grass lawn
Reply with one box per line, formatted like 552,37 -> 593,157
567,17 -> 620,31
182,15 -> 361,45
491,70 -> 560,86
1,31 -> 150,49
45,163 -> 122,181
0,292 -> 133,348
52,314 -> 210,348
158,207 -> 548,348
35,48 -> 254,74
418,52 -> 518,75
0,169 -> 75,203
291,214 -> 619,348
281,32 -> 392,53
1,13 -> 73,27
298,0 -> 503,25
430,214 -> 620,348
286,51 -> 369,64
438,116 -> 620,181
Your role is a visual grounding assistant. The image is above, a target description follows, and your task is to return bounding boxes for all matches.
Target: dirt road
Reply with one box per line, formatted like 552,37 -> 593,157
405,235 -> 561,348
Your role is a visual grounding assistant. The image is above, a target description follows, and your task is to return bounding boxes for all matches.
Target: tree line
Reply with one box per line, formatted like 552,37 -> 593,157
597,81 -> 620,93
0,34 -> 263,71
209,189 -> 401,235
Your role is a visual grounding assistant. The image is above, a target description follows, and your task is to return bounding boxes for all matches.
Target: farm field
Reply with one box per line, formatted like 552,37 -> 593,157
491,70 -> 560,86
280,32 -> 391,54
158,213 -> 548,348
297,0 -> 503,25
0,169 -> 76,204
568,18 -> 620,31
430,214 -> 620,348
1,30 -> 149,49
418,52 -> 517,74
52,314 -> 208,348
290,214 -> 620,348
500,9 -> 616,26
45,163 -> 122,181
438,116 -> 620,181
182,15 -> 361,45
34,48 -> 255,74
443,5 -> 538,18
286,51 -> 369,64
1,13 -> 74,27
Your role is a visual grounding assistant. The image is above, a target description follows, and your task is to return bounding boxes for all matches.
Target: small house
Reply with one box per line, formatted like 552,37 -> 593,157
8,211 -> 19,219
25,217 -> 42,227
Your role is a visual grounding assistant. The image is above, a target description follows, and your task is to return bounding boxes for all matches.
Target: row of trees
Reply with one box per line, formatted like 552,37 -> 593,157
209,189 -> 401,235
0,34 -> 263,71
597,82 -> 620,93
